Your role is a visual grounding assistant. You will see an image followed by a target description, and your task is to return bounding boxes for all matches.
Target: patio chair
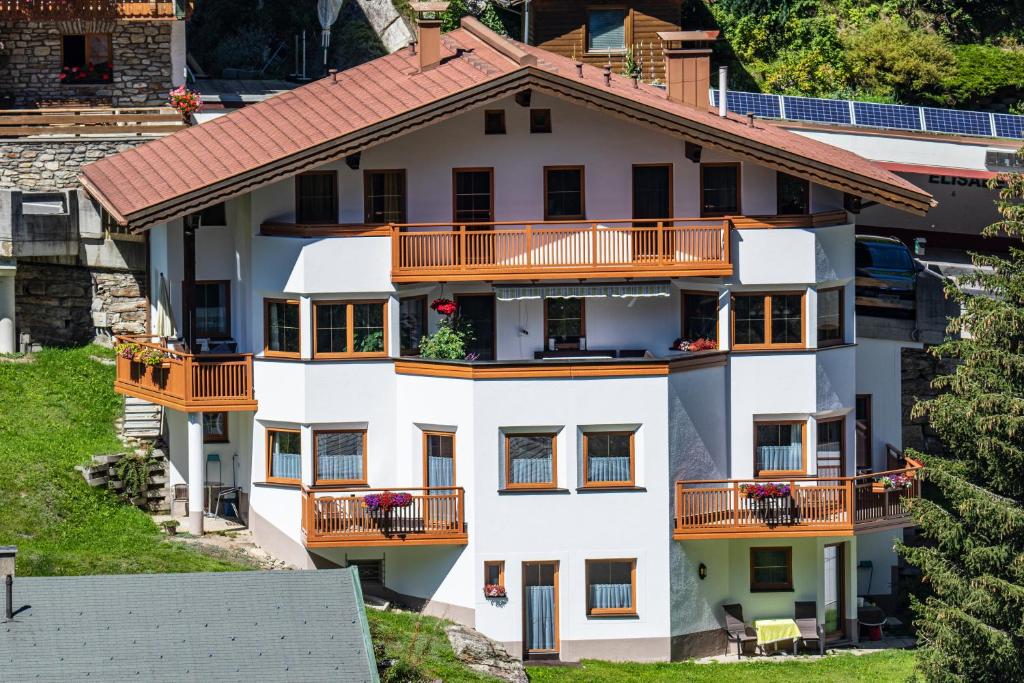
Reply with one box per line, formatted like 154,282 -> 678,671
794,601 -> 825,655
722,603 -> 758,657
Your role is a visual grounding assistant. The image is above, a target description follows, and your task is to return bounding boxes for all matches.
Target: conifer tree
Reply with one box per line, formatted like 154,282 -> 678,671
898,151 -> 1024,681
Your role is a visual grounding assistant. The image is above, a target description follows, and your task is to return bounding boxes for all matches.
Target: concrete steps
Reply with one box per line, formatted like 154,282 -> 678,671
123,396 -> 162,438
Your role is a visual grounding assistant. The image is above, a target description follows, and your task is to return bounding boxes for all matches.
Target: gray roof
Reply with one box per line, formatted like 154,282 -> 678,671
0,568 -> 377,682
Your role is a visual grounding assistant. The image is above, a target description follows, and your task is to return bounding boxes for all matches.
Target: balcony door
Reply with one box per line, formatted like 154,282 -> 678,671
632,164 -> 673,261
453,168 -> 494,265
455,293 -> 496,360
423,431 -> 456,529
522,561 -> 559,658
823,543 -> 845,639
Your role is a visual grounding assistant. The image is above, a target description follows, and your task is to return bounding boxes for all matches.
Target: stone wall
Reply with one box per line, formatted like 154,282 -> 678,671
0,139 -> 144,191
0,19 -> 173,107
901,347 -> 957,457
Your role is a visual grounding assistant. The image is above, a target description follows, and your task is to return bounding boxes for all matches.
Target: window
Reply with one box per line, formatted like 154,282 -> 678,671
314,430 -> 366,485
856,395 -> 872,470
583,432 -> 634,487
817,287 -> 843,346
777,173 -> 809,215
197,202 -> 226,226
195,281 -> 230,339
545,298 -> 584,349
399,296 -> 426,356
295,171 -> 337,224
587,9 -> 626,53
313,301 -> 387,358
750,547 -> 793,592
681,291 -> 718,342
203,412 -> 228,443
701,164 -> 740,217
586,559 -> 636,616
505,433 -> 556,489
424,431 -> 455,488
453,168 -> 494,224
484,110 -> 506,135
755,421 -> 806,476
530,109 -> 552,134
266,428 -> 301,484
61,33 -> 112,84
264,299 -> 300,357
544,166 -> 585,220
364,170 -> 406,224
817,417 -> 844,479
731,292 -> 805,349
484,561 -> 505,588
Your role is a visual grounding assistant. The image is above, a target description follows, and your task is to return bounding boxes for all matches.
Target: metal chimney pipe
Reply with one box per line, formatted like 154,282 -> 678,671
0,546 -> 15,622
4,575 -> 11,621
719,66 -> 728,117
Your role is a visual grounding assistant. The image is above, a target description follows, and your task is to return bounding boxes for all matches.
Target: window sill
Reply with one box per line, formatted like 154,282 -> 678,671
750,587 -> 795,593
585,50 -> 627,56
310,355 -> 391,362
254,481 -> 301,489
497,488 -> 571,495
575,486 -> 646,493
756,472 -> 805,479
587,611 -> 639,619
310,482 -> 368,490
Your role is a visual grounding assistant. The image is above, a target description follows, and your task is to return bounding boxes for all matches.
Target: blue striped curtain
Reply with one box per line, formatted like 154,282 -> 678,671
757,444 -> 802,471
316,432 -> 363,482
271,452 -> 300,479
428,455 -> 454,488
526,586 -> 556,651
511,457 -> 552,484
588,456 -> 631,483
590,583 -> 631,610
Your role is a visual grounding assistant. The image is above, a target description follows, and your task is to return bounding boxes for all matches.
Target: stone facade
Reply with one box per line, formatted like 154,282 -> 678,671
901,347 -> 957,457
0,19 -> 173,107
0,139 -> 145,190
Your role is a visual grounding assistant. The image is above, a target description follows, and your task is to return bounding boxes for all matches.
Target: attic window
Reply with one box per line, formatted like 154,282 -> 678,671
587,9 -> 626,53
484,110 -> 506,135
530,109 -> 552,134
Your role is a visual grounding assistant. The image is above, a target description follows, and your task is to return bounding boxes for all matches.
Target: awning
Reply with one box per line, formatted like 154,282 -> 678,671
494,283 -> 672,301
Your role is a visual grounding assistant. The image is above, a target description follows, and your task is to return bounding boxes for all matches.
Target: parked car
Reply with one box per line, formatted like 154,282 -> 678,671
855,235 -> 920,318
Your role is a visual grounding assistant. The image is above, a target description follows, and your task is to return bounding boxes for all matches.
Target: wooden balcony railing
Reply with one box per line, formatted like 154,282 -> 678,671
301,486 -> 468,548
0,108 -> 184,138
674,460 -> 922,539
390,218 -> 732,282
0,0 -> 192,20
113,335 -> 257,413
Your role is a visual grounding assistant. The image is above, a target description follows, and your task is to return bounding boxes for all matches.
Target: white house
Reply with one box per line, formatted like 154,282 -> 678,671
81,8 -> 931,661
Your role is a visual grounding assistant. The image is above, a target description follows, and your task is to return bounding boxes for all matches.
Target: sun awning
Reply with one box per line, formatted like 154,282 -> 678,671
494,283 -> 672,300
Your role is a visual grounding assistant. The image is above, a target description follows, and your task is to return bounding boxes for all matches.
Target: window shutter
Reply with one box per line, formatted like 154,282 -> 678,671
588,10 -> 626,52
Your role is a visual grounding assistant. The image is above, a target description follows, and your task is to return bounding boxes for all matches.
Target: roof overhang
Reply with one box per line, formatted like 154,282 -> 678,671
876,161 -> 997,180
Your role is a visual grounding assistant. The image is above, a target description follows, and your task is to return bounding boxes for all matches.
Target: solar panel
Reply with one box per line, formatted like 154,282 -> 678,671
852,102 -> 921,132
923,108 -> 991,137
715,90 -> 781,119
994,113 -> 1024,140
782,96 -> 851,125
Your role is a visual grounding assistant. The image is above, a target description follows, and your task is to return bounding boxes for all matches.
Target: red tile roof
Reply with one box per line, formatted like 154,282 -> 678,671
80,18 -> 933,228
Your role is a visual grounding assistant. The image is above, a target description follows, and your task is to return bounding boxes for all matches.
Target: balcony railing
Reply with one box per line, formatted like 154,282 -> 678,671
0,108 -> 185,138
0,0 -> 192,20
390,218 -> 732,282
674,460 -> 922,539
113,335 -> 257,413
302,487 -> 468,548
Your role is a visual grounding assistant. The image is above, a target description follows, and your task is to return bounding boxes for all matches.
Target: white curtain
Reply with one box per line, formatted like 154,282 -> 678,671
526,586 -> 556,651
590,583 -> 631,610
587,456 -> 631,483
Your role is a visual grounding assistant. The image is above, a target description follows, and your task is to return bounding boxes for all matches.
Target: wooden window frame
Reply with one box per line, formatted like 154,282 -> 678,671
313,429 -> 368,486
777,172 -> 810,215
363,169 -> 407,225
543,297 -> 586,350
581,431 -> 635,488
585,558 -> 637,616
750,547 -> 794,592
543,165 -> 586,221
584,6 -> 631,55
202,412 -> 229,444
263,298 -> 301,359
484,109 -> 506,135
530,108 -> 552,134
422,430 -> 456,486
631,163 -> 674,220
700,162 -> 741,218
522,560 -> 560,655
399,295 -> 428,356
266,428 -> 301,486
294,170 -> 338,224
451,167 -> 495,224
680,290 -> 719,342
504,433 -> 558,490
312,300 -> 388,359
816,286 -> 845,347
484,560 -> 505,589
730,291 -> 806,350
754,420 -> 807,478
816,416 -> 845,475
193,280 -> 231,340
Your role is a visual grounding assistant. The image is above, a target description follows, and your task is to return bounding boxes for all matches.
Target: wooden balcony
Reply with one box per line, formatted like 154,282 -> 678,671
301,487 -> 468,548
390,218 -> 732,282
673,461 -> 922,540
0,0 -> 192,21
0,108 -> 185,138
113,336 -> 257,413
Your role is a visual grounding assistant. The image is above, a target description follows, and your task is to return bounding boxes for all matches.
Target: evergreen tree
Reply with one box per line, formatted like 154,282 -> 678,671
898,150 -> 1024,681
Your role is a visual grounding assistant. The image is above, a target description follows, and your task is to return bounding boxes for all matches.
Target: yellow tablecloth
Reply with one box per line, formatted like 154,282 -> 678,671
753,618 -> 802,645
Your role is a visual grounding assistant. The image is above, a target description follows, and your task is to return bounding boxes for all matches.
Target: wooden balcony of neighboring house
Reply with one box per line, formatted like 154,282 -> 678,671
301,486 -> 468,548
113,335 -> 257,413
0,0 -> 193,21
673,457 -> 923,540
0,107 -> 185,138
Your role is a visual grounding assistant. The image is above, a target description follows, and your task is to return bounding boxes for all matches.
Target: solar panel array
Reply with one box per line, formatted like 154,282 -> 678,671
709,89 -> 1024,140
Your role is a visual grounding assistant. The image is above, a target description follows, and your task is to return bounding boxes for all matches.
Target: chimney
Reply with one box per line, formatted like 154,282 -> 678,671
410,2 -> 450,72
658,31 -> 720,110
1,546 -> 15,622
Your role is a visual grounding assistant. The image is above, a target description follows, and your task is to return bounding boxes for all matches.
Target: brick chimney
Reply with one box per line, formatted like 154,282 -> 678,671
411,2 -> 450,72
658,31 -> 720,110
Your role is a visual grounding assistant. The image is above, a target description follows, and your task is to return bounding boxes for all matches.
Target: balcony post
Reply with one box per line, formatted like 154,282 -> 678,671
187,411 -> 205,535
0,267 -> 15,354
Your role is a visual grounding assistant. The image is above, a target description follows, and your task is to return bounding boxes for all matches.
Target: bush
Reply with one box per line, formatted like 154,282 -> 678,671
418,321 -> 468,361
944,44 -> 1024,106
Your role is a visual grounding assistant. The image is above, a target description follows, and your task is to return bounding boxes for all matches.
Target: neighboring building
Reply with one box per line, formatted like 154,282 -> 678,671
84,10 -> 930,661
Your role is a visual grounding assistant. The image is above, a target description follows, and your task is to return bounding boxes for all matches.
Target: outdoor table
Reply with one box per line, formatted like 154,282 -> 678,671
753,618 -> 802,654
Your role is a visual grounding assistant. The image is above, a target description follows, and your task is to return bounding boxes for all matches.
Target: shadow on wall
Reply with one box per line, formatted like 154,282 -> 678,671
15,262 -> 93,347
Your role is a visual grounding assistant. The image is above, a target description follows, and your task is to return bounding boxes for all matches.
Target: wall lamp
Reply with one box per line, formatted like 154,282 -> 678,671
698,563 -> 707,580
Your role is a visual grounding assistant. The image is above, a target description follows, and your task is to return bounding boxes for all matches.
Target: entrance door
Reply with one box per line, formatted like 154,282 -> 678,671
455,293 -> 496,360
523,561 -> 559,657
632,164 -> 673,261
823,544 -> 845,638
423,431 -> 455,529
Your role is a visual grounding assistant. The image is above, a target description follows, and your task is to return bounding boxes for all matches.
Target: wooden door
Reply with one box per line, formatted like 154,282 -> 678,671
455,293 -> 496,360
522,561 -> 559,657
632,164 -> 673,261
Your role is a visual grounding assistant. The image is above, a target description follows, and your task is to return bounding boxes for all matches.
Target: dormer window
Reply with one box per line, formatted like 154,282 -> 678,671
61,33 -> 112,84
587,9 -> 626,53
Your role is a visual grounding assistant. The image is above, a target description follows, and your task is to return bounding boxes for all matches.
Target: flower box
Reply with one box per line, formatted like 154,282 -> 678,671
483,584 -> 507,599
739,482 -> 791,500
361,492 -> 413,512
873,474 -> 913,493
